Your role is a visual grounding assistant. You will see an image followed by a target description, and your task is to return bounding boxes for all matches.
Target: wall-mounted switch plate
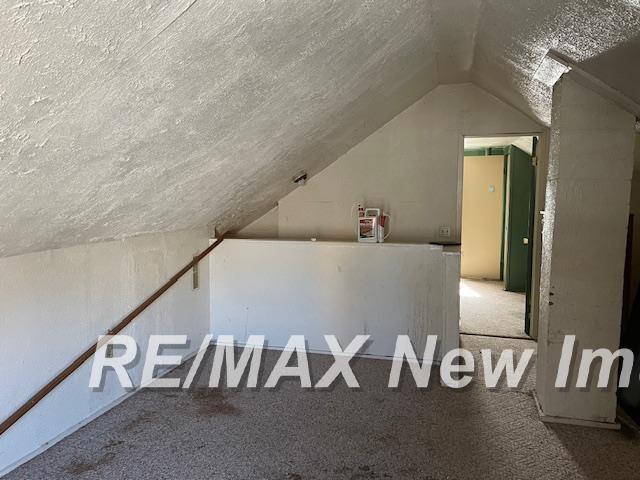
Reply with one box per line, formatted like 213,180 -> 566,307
439,226 -> 451,238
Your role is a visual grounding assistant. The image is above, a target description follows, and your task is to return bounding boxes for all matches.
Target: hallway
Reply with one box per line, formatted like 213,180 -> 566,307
460,278 -> 528,338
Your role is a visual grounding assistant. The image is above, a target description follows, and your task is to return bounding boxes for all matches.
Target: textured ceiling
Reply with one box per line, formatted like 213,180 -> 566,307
1,0 -> 639,258
472,0 -> 640,125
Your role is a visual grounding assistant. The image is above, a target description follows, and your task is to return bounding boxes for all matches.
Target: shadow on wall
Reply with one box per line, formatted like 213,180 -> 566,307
577,35 -> 640,111
626,134 -> 640,311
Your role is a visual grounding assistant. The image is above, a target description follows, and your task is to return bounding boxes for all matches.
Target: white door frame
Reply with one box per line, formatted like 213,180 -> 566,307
456,130 -> 549,339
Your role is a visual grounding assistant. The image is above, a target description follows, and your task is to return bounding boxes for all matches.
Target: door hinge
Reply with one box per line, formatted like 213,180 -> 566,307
532,156 -> 538,167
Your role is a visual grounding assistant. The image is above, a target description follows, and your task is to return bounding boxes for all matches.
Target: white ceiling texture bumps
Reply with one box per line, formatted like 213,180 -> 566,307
473,0 -> 640,125
0,0 -> 638,258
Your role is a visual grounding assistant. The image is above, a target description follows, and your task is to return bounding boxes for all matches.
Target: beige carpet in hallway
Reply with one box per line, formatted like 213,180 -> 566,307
460,278 -> 528,338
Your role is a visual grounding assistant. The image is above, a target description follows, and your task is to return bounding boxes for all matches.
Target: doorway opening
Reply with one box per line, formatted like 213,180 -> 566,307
459,135 -> 538,339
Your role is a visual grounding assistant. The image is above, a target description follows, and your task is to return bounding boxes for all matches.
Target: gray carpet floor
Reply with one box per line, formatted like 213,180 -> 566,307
6,335 -> 640,479
460,279 -> 529,338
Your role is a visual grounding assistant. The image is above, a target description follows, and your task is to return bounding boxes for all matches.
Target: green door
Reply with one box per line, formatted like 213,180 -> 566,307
504,145 -> 535,300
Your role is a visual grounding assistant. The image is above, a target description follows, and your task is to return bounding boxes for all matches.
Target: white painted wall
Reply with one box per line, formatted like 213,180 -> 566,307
210,239 -> 460,361
0,228 -> 211,474
237,83 -> 541,243
236,206 -> 279,238
537,75 -> 636,425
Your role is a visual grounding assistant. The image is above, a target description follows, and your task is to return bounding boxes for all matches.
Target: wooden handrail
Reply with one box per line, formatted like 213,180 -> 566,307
0,236 -> 225,437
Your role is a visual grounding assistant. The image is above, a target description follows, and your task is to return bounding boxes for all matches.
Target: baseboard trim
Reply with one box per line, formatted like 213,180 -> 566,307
228,340 -> 442,365
533,390 -> 620,430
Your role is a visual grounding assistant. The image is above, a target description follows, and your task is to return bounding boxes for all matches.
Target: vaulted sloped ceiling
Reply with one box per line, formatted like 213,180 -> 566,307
472,0 -> 640,124
0,0 -> 638,258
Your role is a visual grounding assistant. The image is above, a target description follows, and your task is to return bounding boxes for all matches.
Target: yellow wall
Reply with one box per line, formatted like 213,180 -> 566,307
461,155 -> 504,279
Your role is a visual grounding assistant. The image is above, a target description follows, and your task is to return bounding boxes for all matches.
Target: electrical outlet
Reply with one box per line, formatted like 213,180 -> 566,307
439,226 -> 451,238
